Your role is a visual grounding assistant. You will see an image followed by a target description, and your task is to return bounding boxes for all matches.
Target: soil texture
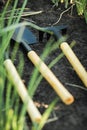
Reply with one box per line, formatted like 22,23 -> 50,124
3,1 -> 87,130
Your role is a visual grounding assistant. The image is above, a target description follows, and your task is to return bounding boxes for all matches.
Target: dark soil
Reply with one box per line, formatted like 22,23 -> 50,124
21,1 -> 87,130
3,0 -> 87,130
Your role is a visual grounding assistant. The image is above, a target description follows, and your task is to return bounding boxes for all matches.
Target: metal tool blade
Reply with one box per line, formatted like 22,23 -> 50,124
12,26 -> 37,44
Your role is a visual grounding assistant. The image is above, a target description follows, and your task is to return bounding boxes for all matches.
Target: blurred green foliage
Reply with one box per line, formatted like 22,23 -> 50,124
51,0 -> 87,23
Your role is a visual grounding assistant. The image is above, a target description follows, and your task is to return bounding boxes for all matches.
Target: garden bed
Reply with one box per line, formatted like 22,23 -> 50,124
1,0 -> 87,130
24,0 -> 87,130
18,1 -> 87,130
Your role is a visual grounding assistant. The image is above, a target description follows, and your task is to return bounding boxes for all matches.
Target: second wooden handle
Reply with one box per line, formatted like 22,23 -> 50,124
60,42 -> 87,87
28,51 -> 74,105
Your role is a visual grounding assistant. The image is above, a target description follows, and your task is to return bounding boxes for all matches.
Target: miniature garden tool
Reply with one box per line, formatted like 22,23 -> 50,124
39,25 -> 87,87
4,58 -> 42,123
11,26 -> 74,105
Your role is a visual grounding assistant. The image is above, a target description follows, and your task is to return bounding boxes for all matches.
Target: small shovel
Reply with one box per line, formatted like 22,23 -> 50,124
8,26 -> 74,105
39,25 -> 87,87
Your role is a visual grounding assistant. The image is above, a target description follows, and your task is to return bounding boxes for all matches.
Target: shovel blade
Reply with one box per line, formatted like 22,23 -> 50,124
12,26 -> 37,44
39,25 -> 68,41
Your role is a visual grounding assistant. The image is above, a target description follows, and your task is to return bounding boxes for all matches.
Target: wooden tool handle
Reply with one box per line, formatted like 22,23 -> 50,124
28,51 -> 74,105
60,42 -> 87,87
4,59 -> 42,123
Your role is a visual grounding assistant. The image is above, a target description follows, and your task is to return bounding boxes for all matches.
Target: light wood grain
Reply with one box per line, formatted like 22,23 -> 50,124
28,51 -> 74,105
4,59 -> 42,123
60,42 -> 87,87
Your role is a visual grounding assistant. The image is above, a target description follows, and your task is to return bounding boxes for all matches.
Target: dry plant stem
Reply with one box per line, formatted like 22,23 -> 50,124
2,11 -> 43,20
4,59 -> 42,123
28,51 -> 74,105
52,4 -> 75,26
66,83 -> 87,91
60,42 -> 87,87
